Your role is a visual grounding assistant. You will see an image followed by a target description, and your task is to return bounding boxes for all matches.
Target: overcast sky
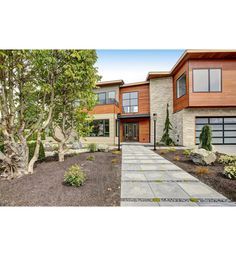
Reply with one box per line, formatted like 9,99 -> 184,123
96,50 -> 185,83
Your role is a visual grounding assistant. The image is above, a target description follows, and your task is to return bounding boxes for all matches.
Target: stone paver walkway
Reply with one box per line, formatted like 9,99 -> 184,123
121,145 -> 236,206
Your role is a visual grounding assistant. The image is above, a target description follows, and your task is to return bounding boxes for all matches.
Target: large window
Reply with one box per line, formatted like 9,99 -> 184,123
96,91 -> 116,104
193,68 -> 222,92
176,73 -> 186,98
89,119 -> 109,137
122,92 -> 138,113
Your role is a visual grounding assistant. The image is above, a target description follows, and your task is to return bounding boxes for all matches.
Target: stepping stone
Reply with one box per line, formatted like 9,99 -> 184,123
121,181 -> 155,199
121,201 -> 159,206
177,182 -> 226,199
122,172 -> 147,181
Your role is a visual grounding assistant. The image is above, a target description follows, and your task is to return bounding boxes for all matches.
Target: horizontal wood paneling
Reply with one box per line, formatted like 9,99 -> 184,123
173,61 -> 189,112
189,59 -> 236,107
88,104 -> 119,115
120,118 -> 150,143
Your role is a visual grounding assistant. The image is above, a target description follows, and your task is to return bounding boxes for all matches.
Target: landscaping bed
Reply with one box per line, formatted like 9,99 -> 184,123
0,151 -> 121,206
155,149 -> 236,202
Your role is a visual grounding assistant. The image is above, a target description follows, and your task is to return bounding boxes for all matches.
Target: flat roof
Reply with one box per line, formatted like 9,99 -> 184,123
96,80 -> 124,87
121,81 -> 149,87
146,49 -> 236,80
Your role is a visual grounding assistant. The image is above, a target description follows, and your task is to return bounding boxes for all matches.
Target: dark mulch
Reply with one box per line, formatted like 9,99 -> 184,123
0,151 -> 121,206
155,149 -> 236,202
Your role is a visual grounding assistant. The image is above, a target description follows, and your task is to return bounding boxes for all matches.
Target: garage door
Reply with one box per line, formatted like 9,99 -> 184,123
195,117 -> 236,145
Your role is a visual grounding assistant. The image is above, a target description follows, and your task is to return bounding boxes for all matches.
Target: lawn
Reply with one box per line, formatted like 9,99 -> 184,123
0,151 -> 121,206
156,149 -> 236,202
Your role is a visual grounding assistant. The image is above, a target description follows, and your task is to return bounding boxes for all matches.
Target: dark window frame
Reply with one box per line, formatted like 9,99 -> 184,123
122,91 -> 139,113
88,119 -> 110,137
195,116 -> 236,145
96,91 -> 116,105
192,68 -> 222,93
176,72 -> 187,99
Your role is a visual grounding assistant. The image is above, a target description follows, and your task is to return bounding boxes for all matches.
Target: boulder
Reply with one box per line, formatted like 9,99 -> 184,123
97,144 -> 109,152
190,148 -> 216,165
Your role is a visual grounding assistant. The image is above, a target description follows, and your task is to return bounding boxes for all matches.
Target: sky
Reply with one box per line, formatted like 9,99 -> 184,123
96,50 -> 185,83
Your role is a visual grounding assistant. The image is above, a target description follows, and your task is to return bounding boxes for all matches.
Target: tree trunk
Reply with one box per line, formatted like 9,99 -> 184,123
58,142 -> 65,162
1,140 -> 29,178
27,134 -> 41,174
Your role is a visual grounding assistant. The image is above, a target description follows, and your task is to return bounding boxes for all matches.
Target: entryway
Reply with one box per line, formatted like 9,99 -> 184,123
123,123 -> 139,142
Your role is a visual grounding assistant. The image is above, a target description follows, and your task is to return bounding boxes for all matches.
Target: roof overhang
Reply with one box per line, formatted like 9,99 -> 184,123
96,80 -> 124,87
146,49 -> 236,80
119,114 -> 150,119
121,81 -> 149,88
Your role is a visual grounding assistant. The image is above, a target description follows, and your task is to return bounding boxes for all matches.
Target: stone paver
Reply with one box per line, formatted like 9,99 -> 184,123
121,145 -> 235,207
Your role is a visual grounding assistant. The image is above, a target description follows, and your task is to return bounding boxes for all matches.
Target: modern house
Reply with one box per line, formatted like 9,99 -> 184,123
82,50 -> 236,147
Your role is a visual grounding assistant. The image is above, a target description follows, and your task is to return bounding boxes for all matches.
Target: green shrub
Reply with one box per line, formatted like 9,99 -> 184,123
64,164 -> 86,187
88,143 -> 97,152
152,198 -> 160,203
183,149 -> 192,157
0,144 -> 4,153
86,155 -> 95,161
167,147 -> 176,152
160,103 -> 174,146
27,131 -> 46,141
218,155 -> 236,165
223,165 -> 236,180
190,198 -> 199,203
199,125 -> 212,151
112,150 -> 121,155
28,141 -> 45,162
111,158 -> 118,164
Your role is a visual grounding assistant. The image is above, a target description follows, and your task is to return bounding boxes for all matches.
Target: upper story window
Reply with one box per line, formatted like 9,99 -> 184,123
176,73 -> 186,98
96,91 -> 116,104
193,68 -> 222,92
122,92 -> 138,113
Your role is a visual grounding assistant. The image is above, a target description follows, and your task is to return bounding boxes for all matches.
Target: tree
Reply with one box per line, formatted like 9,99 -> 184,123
50,50 -> 99,162
199,125 -> 212,151
160,103 -> 174,146
0,50 -> 56,178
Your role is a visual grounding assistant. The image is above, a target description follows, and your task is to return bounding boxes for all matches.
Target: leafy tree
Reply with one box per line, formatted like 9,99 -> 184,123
160,103 -> 174,146
0,50 -> 56,178
50,50 -> 99,162
199,125 -> 212,151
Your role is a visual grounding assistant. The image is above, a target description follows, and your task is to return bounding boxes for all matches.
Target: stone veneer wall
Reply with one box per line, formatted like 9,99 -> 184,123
81,113 -> 118,145
149,77 -> 174,144
173,108 -> 236,146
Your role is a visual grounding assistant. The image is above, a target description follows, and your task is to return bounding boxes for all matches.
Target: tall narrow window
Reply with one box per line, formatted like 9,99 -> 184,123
176,73 -> 186,98
122,92 -> 138,113
89,119 -> 109,137
193,68 -> 222,92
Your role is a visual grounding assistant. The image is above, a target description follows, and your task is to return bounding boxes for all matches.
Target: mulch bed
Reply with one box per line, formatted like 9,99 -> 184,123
0,151 -> 121,206
155,149 -> 236,202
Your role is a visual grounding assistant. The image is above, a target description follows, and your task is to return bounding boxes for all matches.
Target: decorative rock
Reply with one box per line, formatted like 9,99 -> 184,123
97,144 -> 109,152
72,141 -> 82,149
190,148 -> 216,165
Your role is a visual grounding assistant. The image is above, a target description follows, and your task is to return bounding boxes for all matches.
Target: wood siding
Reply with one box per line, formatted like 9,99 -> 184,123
88,104 -> 119,115
120,118 -> 150,143
188,59 -> 236,107
119,84 -> 150,115
173,61 -> 189,112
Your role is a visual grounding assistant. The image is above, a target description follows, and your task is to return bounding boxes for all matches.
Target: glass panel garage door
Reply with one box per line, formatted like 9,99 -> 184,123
195,117 -> 236,145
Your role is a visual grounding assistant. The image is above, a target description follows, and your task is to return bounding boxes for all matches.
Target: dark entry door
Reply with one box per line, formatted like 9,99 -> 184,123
123,123 -> 139,142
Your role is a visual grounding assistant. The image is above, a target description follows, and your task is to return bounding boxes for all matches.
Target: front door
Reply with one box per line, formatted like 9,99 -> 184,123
123,123 -> 139,142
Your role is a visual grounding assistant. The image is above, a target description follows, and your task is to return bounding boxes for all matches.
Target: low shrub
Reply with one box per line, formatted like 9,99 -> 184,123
223,165 -> 236,180
218,155 -> 236,165
28,141 -> 45,162
64,164 -> 86,187
88,143 -> 97,152
0,144 -> 4,153
174,155 -> 180,161
195,166 -> 209,175
111,158 -> 118,164
190,198 -> 199,203
112,150 -> 121,155
152,198 -> 160,203
183,149 -> 192,157
159,149 -> 167,154
168,148 -> 176,152
86,155 -> 95,161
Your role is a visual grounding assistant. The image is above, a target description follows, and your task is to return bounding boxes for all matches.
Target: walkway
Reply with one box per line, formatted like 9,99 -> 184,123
121,145 -> 236,206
